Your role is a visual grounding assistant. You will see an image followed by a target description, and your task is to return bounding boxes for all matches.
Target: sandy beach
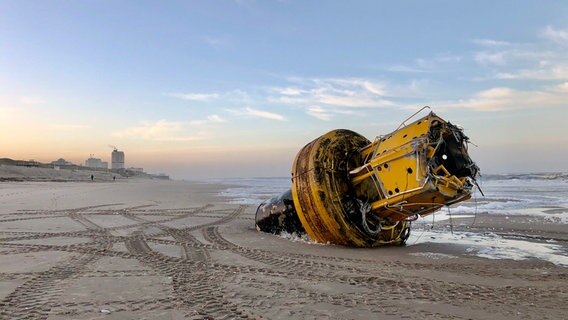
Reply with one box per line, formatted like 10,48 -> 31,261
0,179 -> 566,320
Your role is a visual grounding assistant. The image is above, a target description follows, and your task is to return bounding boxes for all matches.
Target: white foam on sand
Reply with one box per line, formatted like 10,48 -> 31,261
408,229 -> 568,267
413,211 -> 474,224
273,216 -> 568,267
409,252 -> 458,259
410,210 -> 568,266
277,231 -> 322,245
514,207 -> 568,224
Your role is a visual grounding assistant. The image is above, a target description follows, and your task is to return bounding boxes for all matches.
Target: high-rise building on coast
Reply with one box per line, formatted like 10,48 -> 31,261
111,149 -> 125,170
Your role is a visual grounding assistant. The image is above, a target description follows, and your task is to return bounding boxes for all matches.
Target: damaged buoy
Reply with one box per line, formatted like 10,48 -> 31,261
256,109 -> 479,247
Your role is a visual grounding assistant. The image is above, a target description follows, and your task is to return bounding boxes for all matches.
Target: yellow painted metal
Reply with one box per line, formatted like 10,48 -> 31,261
353,113 -> 475,221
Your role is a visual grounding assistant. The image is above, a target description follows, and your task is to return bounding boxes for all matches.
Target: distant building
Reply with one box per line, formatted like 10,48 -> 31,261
111,149 -> 125,170
153,173 -> 169,180
85,156 -> 108,169
127,167 -> 144,173
19,160 -> 40,167
51,158 -> 73,166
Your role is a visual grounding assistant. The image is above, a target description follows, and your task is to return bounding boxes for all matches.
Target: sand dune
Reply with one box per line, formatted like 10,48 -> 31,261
0,164 -> 117,182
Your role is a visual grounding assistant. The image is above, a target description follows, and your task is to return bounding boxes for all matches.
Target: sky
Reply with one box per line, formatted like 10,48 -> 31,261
1,1 -> 567,179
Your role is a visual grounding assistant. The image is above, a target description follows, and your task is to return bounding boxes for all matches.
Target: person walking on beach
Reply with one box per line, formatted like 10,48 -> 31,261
90,174 -> 94,181
113,176 -> 116,181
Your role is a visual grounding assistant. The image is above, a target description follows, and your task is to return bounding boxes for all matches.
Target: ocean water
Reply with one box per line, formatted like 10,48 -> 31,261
213,177 -> 292,206
452,173 -> 568,224
215,173 -> 568,223
212,173 -> 568,266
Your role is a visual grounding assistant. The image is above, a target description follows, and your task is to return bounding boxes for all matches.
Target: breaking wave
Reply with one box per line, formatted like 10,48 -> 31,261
482,172 -> 568,181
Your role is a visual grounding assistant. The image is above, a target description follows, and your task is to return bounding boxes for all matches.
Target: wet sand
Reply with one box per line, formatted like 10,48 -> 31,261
0,180 -> 566,319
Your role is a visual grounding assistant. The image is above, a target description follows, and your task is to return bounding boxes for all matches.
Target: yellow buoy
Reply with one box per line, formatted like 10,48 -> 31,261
257,110 -> 479,247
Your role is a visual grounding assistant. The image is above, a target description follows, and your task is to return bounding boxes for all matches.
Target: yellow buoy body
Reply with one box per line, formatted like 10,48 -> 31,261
290,112 -> 477,247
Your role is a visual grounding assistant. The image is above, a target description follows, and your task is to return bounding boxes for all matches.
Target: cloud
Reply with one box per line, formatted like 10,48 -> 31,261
206,114 -> 225,123
113,119 -> 209,142
166,90 -> 253,105
359,81 -> 386,95
473,47 -> 558,68
242,107 -> 286,121
385,54 -> 461,73
167,92 -> 220,101
472,39 -> 512,47
434,85 -> 567,112
190,114 -> 226,125
385,79 -> 429,98
555,82 -> 568,93
203,36 -> 232,48
474,51 -> 506,66
471,29 -> 568,81
306,106 -> 333,121
318,94 -> 390,108
19,97 -> 44,105
304,106 -> 358,121
541,26 -> 568,46
227,107 -> 286,121
276,87 -> 305,96
431,54 -> 462,64
269,77 -> 393,108
495,64 -> 568,80
385,65 -> 430,73
471,31 -> 561,68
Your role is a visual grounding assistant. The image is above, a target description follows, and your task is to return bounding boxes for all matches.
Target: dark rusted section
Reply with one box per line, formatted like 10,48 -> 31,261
255,189 -> 304,234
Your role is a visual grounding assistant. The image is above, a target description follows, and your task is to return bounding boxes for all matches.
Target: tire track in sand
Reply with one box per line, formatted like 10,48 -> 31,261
124,205 -> 262,319
0,208 -> 113,319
